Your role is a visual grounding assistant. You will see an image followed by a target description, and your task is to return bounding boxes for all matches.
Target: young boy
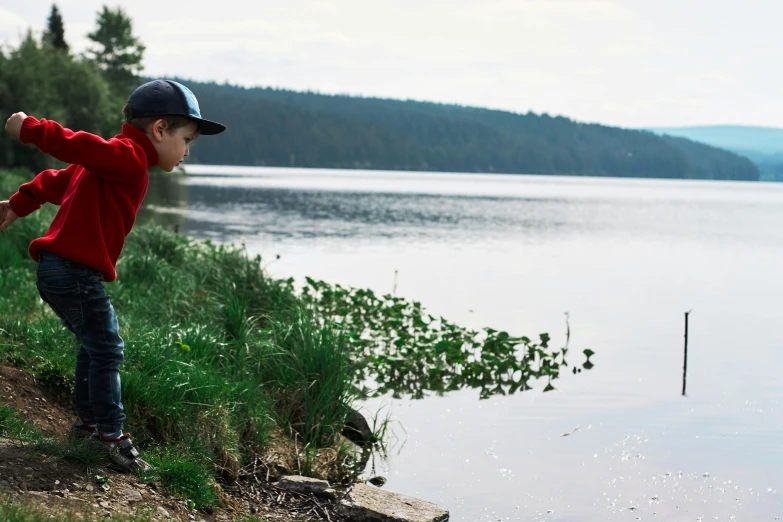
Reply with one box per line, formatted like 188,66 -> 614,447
0,80 -> 225,472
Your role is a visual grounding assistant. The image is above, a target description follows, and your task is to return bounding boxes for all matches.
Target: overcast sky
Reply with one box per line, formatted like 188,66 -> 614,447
1,0 -> 781,129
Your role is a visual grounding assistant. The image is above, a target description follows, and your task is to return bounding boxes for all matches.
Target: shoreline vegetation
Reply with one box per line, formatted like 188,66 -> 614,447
0,168 -> 592,520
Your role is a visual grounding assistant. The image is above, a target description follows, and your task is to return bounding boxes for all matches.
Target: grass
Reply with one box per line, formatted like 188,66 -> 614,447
33,438 -> 107,467
0,168 -> 364,509
0,406 -> 38,441
140,448 -> 220,510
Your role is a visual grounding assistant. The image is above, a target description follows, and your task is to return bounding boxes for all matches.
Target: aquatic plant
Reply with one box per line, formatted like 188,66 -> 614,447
301,278 -> 595,399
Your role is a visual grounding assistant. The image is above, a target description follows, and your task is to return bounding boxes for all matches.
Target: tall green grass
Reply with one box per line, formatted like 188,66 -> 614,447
141,448 -> 220,509
260,311 -> 356,474
0,169 -> 362,506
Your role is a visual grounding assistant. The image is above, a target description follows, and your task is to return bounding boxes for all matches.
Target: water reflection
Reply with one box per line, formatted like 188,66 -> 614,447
141,170 -> 783,250
140,174 -> 577,243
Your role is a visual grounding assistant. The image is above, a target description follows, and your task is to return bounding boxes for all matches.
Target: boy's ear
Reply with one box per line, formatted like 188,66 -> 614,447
148,119 -> 169,142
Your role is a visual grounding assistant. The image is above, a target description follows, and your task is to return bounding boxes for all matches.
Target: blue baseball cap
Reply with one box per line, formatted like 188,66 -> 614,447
126,80 -> 226,135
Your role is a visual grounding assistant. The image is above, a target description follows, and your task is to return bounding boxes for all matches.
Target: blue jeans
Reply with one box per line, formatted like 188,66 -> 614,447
36,251 -> 125,435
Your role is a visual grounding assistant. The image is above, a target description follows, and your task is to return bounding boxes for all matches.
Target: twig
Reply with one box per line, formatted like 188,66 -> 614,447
682,310 -> 691,396
313,497 -> 333,522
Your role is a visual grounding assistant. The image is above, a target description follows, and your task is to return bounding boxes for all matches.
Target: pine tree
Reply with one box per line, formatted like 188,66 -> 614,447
45,4 -> 69,51
86,6 -> 145,94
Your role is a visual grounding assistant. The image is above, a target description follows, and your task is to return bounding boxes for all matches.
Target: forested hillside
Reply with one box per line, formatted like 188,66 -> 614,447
184,81 -> 759,181
0,4 -> 759,182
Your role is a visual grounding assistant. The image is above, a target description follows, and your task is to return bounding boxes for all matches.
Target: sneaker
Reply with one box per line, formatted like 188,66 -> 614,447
89,432 -> 153,473
69,423 -> 97,440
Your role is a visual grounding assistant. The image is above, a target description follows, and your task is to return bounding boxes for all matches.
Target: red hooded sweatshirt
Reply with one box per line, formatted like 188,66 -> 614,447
8,117 -> 158,282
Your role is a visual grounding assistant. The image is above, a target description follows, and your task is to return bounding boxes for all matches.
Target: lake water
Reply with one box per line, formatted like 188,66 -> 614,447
141,165 -> 783,521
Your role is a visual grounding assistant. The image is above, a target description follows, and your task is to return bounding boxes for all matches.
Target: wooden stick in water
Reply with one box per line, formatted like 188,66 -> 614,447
682,310 -> 691,396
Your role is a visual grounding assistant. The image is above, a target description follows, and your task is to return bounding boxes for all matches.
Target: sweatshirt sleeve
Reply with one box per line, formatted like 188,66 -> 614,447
8,165 -> 78,217
19,117 -> 147,183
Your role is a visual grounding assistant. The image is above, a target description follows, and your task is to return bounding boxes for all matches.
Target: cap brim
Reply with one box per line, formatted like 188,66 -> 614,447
196,118 -> 226,135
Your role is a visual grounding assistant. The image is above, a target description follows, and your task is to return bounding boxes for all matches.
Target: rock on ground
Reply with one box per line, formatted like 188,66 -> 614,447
337,483 -> 449,522
277,475 -> 333,496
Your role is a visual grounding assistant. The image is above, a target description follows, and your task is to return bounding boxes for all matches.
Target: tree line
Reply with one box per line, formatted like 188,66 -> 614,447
184,82 -> 759,181
0,6 -> 759,181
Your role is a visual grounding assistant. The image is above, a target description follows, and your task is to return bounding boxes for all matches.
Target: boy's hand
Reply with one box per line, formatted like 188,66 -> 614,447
4,112 -> 28,140
0,201 -> 18,233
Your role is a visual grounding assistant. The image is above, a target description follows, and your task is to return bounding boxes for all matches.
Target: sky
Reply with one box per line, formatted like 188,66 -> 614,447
1,0 -> 782,129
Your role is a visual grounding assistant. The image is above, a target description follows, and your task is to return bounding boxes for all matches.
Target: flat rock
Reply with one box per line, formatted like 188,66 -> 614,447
277,475 -> 332,495
338,483 -> 449,522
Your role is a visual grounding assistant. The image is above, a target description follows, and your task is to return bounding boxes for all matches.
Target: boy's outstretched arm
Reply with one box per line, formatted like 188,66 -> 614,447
0,201 -> 18,233
6,112 -> 80,218
8,165 -> 79,218
7,113 -> 149,182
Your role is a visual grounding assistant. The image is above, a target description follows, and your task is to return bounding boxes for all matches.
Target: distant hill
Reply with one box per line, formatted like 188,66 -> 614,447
649,125 -> 783,181
179,80 -> 759,181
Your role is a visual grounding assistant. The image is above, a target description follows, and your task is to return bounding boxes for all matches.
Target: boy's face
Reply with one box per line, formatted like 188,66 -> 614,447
149,120 -> 199,172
